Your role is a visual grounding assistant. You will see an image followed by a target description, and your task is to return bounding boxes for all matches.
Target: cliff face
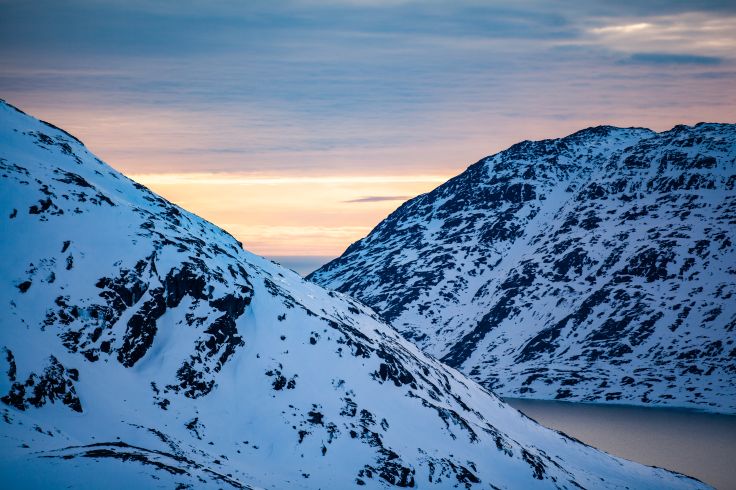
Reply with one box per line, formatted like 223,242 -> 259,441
311,123 -> 736,413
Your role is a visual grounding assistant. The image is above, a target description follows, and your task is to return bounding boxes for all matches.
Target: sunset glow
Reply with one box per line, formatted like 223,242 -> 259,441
2,0 -> 734,258
131,172 -> 448,256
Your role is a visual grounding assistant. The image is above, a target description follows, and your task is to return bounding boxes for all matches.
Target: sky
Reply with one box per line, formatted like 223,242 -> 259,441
1,0 -> 735,269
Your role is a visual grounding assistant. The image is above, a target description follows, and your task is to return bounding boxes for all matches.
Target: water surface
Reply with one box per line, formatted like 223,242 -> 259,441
267,255 -> 333,276
506,398 -> 736,490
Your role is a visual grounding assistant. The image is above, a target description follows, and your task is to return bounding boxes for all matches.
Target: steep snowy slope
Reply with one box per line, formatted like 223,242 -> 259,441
310,124 -> 736,414
0,101 -> 708,488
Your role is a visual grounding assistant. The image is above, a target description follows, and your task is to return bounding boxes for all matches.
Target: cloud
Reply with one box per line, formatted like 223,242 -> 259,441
2,0 -> 735,255
625,53 -> 723,65
584,13 -> 736,59
568,0 -> 736,17
128,171 -> 445,255
590,23 -> 653,34
128,173 -> 447,185
344,195 -> 412,203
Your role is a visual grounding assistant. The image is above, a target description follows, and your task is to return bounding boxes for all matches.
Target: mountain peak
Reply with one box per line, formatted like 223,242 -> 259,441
310,121 -> 736,414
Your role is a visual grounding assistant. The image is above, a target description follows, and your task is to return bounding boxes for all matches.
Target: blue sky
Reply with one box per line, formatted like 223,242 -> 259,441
1,0 -> 734,257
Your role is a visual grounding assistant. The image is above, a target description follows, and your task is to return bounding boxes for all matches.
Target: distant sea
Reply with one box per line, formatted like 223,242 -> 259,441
267,256 -> 334,277
507,398 -> 736,490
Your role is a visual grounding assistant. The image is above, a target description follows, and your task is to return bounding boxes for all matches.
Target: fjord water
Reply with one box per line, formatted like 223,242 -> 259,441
506,399 -> 736,490
268,255 -> 334,276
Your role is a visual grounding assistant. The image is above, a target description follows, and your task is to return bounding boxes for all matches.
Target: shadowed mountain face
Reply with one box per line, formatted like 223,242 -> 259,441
310,123 -> 736,414
0,101 -> 708,488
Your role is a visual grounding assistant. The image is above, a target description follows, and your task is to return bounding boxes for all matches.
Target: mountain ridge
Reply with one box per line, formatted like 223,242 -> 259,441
310,121 -> 736,414
0,100 -> 710,488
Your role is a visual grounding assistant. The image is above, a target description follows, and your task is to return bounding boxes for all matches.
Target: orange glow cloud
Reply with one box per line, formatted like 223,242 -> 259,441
130,172 -> 449,256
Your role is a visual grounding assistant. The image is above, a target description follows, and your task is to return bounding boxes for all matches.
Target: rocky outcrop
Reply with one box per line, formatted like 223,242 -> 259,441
311,123 -> 736,413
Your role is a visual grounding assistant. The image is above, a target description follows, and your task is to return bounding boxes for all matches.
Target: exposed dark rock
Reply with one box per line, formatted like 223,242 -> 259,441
2,356 -> 82,413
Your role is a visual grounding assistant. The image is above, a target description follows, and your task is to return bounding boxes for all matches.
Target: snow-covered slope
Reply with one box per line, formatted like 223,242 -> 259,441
310,124 -> 736,414
0,101 -> 709,488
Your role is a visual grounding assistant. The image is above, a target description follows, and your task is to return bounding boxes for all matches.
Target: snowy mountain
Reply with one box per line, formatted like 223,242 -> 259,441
0,101 -> 710,488
310,124 -> 736,414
